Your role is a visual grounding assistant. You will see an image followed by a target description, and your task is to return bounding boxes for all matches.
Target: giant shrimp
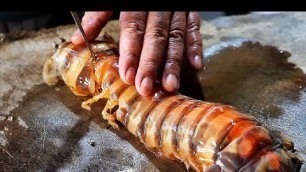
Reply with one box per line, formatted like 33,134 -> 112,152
43,34 -> 303,172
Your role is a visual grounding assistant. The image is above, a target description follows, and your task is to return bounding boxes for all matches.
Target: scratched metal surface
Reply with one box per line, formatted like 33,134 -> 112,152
198,12 -> 306,171
0,12 -> 305,171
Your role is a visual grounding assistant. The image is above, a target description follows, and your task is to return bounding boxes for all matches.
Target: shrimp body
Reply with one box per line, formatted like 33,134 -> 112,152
43,34 -> 302,172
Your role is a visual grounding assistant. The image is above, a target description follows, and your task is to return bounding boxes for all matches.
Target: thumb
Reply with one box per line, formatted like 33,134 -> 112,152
71,11 -> 113,44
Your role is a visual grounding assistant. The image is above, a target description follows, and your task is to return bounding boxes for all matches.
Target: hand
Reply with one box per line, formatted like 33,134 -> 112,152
71,11 -> 203,97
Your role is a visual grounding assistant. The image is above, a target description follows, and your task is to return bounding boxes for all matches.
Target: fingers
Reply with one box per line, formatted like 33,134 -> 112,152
118,12 -> 147,85
135,12 -> 171,96
71,12 -> 113,44
162,12 -> 186,92
186,12 -> 203,69
69,11 -> 202,96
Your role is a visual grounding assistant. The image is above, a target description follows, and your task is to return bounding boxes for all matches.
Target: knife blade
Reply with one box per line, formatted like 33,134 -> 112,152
70,11 -> 97,59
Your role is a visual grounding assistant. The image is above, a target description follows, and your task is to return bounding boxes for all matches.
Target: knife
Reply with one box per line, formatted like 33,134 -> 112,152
70,11 -> 97,59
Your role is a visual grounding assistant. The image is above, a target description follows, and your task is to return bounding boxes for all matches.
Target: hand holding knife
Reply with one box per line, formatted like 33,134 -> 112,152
70,11 -> 97,60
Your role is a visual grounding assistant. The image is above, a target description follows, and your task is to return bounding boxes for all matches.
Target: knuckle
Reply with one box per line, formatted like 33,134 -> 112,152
187,22 -> 200,33
169,29 -> 185,45
121,20 -> 146,32
145,27 -> 168,41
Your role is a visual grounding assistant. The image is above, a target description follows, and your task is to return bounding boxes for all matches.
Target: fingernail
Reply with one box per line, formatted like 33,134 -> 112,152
140,77 -> 153,95
165,74 -> 178,91
193,55 -> 203,69
125,67 -> 136,85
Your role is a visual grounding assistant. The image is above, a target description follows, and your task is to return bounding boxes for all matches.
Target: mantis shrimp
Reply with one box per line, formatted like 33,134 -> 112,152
43,34 -> 303,172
